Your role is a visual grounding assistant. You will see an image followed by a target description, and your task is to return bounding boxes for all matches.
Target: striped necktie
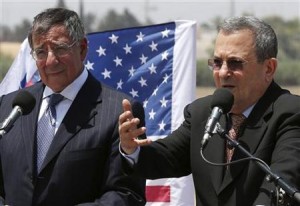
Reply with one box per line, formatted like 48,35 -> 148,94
37,93 -> 64,172
226,113 -> 246,163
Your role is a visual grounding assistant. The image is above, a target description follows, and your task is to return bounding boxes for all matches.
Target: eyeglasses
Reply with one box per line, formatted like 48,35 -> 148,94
208,58 -> 250,71
31,41 -> 77,61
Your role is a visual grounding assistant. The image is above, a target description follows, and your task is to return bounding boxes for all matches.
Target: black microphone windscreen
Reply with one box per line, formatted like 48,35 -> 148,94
131,101 -> 146,140
12,91 -> 36,115
211,88 -> 234,113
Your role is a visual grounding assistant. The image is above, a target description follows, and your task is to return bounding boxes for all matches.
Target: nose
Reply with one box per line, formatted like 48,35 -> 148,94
218,62 -> 231,77
45,51 -> 59,65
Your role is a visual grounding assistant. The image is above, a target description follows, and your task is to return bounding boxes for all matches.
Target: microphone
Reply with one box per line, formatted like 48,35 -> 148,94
0,91 -> 36,137
201,88 -> 234,148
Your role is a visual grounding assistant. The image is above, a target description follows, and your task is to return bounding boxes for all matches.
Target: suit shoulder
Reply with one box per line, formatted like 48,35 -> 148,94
101,83 -> 132,100
189,94 -> 213,111
275,92 -> 300,110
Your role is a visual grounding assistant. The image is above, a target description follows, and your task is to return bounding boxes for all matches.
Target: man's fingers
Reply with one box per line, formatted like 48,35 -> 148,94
133,138 -> 152,146
122,99 -> 132,113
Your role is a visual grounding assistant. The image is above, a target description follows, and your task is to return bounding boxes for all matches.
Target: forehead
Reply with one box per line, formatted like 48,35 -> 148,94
32,25 -> 71,47
214,29 -> 256,59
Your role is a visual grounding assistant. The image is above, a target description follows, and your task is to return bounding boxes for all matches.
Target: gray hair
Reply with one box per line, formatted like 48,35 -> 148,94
28,8 -> 85,49
218,16 -> 278,62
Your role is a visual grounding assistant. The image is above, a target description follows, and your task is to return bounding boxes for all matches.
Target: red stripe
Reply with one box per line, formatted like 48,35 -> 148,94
146,185 -> 171,202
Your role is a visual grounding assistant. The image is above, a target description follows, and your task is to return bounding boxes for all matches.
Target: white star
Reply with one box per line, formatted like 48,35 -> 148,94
123,44 -> 132,54
149,41 -> 158,51
163,73 -> 170,83
152,86 -> 159,96
128,66 -> 136,77
113,56 -> 123,67
149,109 -> 156,120
96,46 -> 106,56
101,68 -> 111,79
161,51 -> 169,60
148,63 -> 157,74
85,60 -> 94,70
138,77 -> 147,87
158,120 -> 166,131
109,34 -> 119,44
129,88 -> 139,98
161,28 -> 170,38
136,32 -> 145,42
143,99 -> 148,108
160,96 -> 168,108
117,79 -> 124,90
140,54 -> 148,64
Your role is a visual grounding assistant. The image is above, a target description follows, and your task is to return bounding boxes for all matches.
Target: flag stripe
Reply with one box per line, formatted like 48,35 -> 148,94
146,186 -> 171,202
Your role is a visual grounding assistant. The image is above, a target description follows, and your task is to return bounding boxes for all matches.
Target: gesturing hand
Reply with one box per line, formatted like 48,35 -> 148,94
119,99 -> 152,154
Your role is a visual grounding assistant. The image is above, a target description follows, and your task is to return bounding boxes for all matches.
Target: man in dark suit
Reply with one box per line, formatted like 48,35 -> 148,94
0,8 -> 145,206
119,16 -> 300,205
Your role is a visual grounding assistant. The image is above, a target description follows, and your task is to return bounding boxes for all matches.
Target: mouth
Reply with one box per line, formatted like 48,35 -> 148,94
222,84 -> 235,90
46,68 -> 64,75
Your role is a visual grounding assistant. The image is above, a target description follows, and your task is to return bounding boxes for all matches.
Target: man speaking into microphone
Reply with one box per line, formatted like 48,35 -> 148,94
119,16 -> 300,206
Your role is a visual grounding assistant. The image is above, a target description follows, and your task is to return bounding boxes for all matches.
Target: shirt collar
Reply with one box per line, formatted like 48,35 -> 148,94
43,69 -> 88,101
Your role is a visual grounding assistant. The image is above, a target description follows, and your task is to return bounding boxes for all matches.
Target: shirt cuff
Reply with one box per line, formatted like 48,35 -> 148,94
119,143 -> 140,166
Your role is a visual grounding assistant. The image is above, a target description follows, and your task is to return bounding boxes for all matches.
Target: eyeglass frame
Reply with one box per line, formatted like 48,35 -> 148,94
208,58 -> 254,71
31,41 -> 78,61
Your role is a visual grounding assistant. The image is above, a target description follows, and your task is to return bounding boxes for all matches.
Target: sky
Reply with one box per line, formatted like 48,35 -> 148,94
0,0 -> 299,30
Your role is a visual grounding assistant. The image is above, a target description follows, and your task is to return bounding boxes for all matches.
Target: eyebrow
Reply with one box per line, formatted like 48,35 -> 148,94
34,40 -> 71,50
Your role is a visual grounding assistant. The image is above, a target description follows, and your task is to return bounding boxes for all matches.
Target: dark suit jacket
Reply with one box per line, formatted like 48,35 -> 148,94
132,82 -> 300,206
0,73 -> 146,206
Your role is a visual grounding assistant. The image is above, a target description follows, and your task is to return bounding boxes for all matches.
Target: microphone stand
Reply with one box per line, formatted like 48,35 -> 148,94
216,125 -> 300,206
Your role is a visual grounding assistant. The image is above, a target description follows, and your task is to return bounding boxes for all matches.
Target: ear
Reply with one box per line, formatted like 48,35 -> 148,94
79,38 -> 88,61
264,58 -> 277,82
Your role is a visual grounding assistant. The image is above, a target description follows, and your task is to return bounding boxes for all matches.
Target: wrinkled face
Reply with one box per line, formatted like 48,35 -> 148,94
31,25 -> 87,92
212,29 -> 276,113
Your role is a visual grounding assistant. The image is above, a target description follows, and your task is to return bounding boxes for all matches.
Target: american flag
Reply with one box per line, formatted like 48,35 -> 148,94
0,20 -> 197,206
84,21 -> 197,206
85,22 -> 175,137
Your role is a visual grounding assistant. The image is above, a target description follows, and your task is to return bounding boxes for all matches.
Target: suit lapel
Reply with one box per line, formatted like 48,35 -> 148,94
21,83 -> 44,174
217,82 -> 287,194
218,118 -> 268,193
39,74 -> 102,173
209,114 -> 228,193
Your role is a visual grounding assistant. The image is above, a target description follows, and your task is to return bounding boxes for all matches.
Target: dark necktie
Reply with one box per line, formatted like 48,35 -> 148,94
226,113 -> 246,163
37,93 -> 64,172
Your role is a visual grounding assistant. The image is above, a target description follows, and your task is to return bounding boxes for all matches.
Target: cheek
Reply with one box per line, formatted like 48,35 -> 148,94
213,72 -> 221,86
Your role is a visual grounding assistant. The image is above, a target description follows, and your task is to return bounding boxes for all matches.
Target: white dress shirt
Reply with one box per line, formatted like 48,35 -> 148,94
38,69 -> 88,133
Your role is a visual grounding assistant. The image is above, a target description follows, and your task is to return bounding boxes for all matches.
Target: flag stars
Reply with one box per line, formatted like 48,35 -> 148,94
136,32 -> 145,42
148,63 -> 157,74
149,41 -> 158,51
161,28 -> 171,38
138,77 -> 148,87
152,86 -> 159,96
129,88 -> 139,98
116,79 -> 124,90
143,99 -> 148,108
161,51 -> 169,60
113,56 -> 123,67
158,120 -> 166,131
139,54 -> 148,64
128,66 -> 136,77
85,60 -> 94,70
163,73 -> 171,83
160,96 -> 168,107
149,109 -> 156,120
96,46 -> 106,56
101,68 -> 111,79
123,44 -> 132,54
109,34 -> 119,44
